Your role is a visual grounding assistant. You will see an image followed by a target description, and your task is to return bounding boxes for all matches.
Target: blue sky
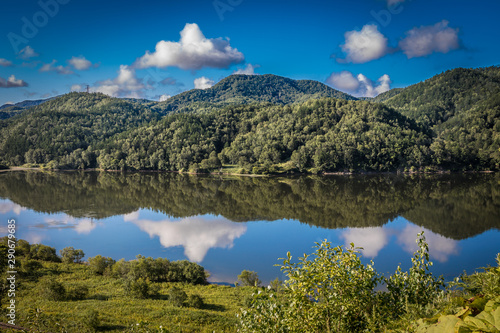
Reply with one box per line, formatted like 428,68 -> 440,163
0,0 -> 499,106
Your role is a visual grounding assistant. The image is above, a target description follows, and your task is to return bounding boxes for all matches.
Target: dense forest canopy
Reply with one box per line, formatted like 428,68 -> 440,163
0,66 -> 499,173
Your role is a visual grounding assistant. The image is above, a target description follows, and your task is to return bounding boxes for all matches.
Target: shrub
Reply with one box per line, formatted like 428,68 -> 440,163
83,309 -> 100,331
239,240 -> 380,332
38,278 -> 66,301
187,294 -> 204,308
67,284 -> 89,300
168,286 -> 187,307
385,231 -> 445,318
124,277 -> 159,299
20,259 -> 43,276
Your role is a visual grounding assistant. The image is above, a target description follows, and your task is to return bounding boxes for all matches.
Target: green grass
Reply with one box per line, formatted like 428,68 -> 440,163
11,262 -> 253,332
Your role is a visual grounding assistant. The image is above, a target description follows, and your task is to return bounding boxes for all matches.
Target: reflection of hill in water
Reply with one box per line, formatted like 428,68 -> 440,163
0,171 -> 499,240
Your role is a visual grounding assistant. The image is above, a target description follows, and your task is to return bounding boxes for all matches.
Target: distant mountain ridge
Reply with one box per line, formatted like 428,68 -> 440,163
0,97 -> 55,110
0,97 -> 56,120
151,74 -> 357,114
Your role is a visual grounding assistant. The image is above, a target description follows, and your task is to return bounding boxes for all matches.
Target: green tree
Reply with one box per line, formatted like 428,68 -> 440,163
87,255 -> 115,275
59,246 -> 85,264
30,244 -> 60,262
237,270 -> 261,287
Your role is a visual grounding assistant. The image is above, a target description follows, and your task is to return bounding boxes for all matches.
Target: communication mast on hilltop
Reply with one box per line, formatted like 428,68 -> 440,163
86,85 -> 90,94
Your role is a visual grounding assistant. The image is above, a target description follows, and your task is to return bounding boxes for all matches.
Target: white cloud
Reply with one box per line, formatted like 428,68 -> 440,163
399,20 -> 459,58
68,56 -> 95,70
358,73 -> 391,97
94,65 -> 145,98
0,75 -> 29,88
123,211 -> 140,221
194,76 -> 215,89
397,225 -> 459,263
0,201 -> 26,214
326,71 -> 391,97
24,233 -> 44,245
341,227 -> 389,258
74,220 -> 97,234
0,58 -> 13,67
233,63 -> 260,75
43,215 -> 98,235
127,215 -> 247,263
159,94 -> 171,102
326,71 -> 360,92
71,84 -> 83,91
40,60 -> 74,75
134,23 -> 244,70
340,24 -> 389,63
18,46 -> 39,60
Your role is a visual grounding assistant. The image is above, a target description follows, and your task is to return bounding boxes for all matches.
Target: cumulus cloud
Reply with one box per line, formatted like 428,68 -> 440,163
194,76 -> 215,89
0,58 -> 13,67
341,227 -> 389,258
340,24 -> 389,63
68,56 -> 95,70
134,23 -> 244,70
358,73 -> 391,97
399,20 -> 460,58
0,75 -> 29,88
94,65 -> 145,98
127,215 -> 247,263
326,71 -> 391,97
326,71 -> 361,92
233,63 -> 260,75
159,94 -> 171,102
18,46 -> 39,60
40,60 -> 74,75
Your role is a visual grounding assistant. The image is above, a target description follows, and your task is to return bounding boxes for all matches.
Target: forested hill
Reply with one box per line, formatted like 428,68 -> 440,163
0,66 -> 498,173
151,74 -> 357,114
382,66 -> 500,126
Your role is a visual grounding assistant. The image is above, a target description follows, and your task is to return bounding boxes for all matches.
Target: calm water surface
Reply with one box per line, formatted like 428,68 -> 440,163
0,171 -> 499,284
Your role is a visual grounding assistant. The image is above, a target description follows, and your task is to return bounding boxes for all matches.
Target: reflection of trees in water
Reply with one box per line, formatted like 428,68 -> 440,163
0,171 -> 498,239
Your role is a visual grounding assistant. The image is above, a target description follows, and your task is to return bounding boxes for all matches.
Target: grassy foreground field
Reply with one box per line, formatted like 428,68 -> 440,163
6,261 -> 252,332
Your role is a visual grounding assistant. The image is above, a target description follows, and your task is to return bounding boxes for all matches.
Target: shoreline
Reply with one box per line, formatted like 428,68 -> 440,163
0,166 -> 496,176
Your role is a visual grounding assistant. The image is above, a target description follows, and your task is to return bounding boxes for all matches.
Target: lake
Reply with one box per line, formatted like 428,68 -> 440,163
0,171 -> 499,285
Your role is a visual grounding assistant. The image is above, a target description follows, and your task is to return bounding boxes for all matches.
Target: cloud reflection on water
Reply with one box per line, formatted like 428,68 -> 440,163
42,215 -> 97,234
397,224 -> 459,263
0,201 -> 26,215
341,227 -> 389,258
124,212 -> 247,263
341,222 -> 459,262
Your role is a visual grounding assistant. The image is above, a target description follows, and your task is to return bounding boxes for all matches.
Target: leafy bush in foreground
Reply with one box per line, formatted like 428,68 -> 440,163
239,232 -> 445,332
